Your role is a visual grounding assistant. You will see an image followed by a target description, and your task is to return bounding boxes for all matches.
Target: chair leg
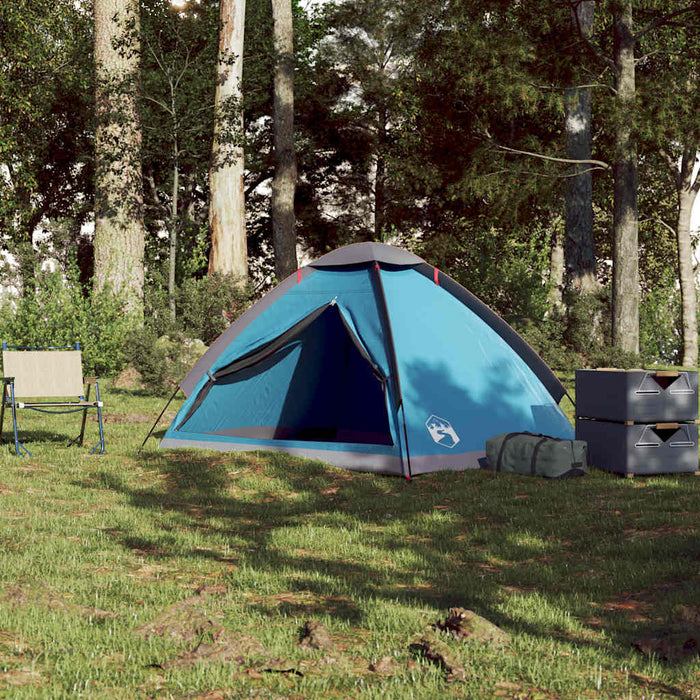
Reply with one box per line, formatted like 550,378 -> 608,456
69,383 -> 90,447
89,381 -> 105,455
0,384 -> 6,444
9,382 -> 31,457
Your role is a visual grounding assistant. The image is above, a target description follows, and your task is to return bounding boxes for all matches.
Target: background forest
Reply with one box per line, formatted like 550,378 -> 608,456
1,0 -> 699,388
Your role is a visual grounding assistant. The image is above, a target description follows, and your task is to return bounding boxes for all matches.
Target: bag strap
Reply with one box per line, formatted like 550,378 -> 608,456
530,437 -> 549,475
496,433 -> 519,472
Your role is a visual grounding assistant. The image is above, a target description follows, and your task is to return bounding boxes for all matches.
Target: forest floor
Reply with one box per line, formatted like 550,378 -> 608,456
0,381 -> 698,698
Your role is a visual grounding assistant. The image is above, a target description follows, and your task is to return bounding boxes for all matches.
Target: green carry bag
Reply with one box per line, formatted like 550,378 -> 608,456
485,432 -> 588,479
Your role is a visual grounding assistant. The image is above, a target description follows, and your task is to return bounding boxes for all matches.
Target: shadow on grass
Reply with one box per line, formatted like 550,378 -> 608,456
78,444 -> 700,678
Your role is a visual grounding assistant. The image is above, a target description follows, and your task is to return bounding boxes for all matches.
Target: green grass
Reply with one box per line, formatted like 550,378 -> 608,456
0,383 -> 698,698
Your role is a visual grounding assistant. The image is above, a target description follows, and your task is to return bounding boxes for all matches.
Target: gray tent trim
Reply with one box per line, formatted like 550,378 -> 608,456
310,242 -> 422,268
159,436 -> 403,473
410,451 -> 484,474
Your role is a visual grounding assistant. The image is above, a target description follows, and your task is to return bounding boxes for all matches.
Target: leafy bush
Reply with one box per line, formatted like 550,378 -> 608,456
0,271 -> 134,376
639,269 -> 683,366
126,328 -> 207,396
125,274 -> 253,394
515,315 -> 580,371
143,273 -> 253,344
176,274 -> 253,345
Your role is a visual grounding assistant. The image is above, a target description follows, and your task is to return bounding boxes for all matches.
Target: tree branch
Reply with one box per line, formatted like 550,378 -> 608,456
634,4 -> 700,41
493,143 -> 611,172
640,217 -> 676,236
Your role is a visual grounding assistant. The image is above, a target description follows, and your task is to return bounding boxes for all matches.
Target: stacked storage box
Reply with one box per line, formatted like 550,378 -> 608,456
575,369 -> 699,476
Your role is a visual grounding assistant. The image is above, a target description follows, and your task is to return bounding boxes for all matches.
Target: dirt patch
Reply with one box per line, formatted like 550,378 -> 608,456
103,413 -> 154,424
0,667 -> 43,687
436,607 -> 511,647
3,580 -> 117,621
134,586 -> 228,641
409,632 -> 466,682
368,656 -> 397,674
166,631 -> 265,669
299,620 -> 335,651
135,602 -> 221,642
112,366 -> 144,390
162,627 -> 298,675
632,605 -> 700,661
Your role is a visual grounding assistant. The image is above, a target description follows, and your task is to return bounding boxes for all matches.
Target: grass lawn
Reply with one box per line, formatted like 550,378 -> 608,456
0,381 -> 698,699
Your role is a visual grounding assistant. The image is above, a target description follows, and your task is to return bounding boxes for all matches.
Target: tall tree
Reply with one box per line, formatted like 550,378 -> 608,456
0,0 -> 93,294
271,0 -> 298,279
209,0 -> 248,283
671,147 -> 700,365
611,0 -> 639,353
93,0 -> 145,315
141,0 -> 219,320
565,0 -> 598,295
637,4 -> 700,366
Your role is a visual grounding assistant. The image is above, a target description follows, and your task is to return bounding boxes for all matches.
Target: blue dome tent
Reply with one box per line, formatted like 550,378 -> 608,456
160,243 -> 574,477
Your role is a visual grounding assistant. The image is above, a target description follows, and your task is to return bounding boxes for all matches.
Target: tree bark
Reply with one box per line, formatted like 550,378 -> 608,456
93,0 -> 145,317
548,224 -> 566,313
209,0 -> 247,284
565,0 -> 597,294
676,147 -> 700,367
612,1 -> 639,354
271,0 -> 298,280
169,155 -> 179,322
374,104 -> 388,241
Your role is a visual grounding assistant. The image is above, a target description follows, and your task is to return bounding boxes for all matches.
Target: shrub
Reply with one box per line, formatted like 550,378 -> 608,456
0,272 -> 134,377
126,327 -> 207,396
176,274 -> 254,345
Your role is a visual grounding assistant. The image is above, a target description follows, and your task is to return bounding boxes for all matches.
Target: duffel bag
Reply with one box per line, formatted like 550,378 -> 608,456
485,432 -> 588,478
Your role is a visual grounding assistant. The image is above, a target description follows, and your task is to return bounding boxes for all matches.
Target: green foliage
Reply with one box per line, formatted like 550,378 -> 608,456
639,268 -> 683,366
143,273 -> 254,345
414,222 -> 553,323
176,275 -> 254,345
0,0 -> 93,273
125,327 -> 206,396
0,271 -> 134,376
126,275 -> 253,394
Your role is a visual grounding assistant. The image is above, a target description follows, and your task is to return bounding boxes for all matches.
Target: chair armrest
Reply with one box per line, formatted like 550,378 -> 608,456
1,377 -> 14,383
84,377 -> 99,385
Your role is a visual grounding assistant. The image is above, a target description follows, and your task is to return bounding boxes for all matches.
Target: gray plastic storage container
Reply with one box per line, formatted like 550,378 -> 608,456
576,369 -> 698,423
575,419 -> 698,475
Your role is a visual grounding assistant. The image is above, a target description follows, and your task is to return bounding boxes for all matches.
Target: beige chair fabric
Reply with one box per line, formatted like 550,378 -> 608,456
2,350 -> 85,398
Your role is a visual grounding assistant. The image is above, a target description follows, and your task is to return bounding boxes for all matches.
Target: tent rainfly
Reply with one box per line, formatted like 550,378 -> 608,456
161,243 -> 574,477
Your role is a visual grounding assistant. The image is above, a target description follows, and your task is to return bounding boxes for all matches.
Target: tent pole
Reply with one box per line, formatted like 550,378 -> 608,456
137,384 -> 181,455
372,263 -> 412,480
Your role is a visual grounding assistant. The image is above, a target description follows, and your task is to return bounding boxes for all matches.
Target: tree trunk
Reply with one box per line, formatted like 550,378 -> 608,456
676,147 -> 699,367
611,1 -> 639,354
374,105 -> 388,241
548,224 -> 566,313
564,0 -> 597,295
93,0 -> 145,317
271,0 -> 298,280
209,0 -> 247,284
169,156 -> 179,322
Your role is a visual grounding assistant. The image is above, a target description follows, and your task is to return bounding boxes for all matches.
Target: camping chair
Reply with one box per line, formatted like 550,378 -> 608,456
0,342 -> 105,456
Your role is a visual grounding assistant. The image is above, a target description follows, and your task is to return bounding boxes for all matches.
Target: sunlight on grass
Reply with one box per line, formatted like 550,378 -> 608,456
0,381 -> 698,697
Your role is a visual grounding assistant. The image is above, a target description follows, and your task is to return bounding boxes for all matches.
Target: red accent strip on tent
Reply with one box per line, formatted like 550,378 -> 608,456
296,269 -> 301,283
434,267 -> 439,285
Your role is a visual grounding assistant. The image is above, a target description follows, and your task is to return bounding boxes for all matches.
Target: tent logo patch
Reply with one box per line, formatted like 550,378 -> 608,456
425,415 -> 460,449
